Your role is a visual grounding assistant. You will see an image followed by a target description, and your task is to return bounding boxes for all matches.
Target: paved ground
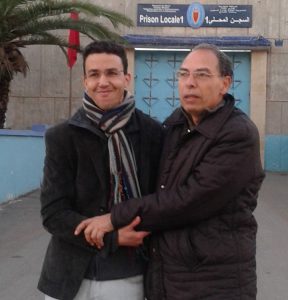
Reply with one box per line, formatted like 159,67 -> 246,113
255,172 -> 288,300
0,172 -> 287,300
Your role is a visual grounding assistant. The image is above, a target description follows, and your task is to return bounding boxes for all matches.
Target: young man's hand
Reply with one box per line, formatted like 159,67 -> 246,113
75,214 -> 148,248
74,214 -> 113,248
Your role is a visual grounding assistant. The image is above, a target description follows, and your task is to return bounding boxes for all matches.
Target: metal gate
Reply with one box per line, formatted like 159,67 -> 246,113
227,52 -> 251,115
134,50 -> 251,122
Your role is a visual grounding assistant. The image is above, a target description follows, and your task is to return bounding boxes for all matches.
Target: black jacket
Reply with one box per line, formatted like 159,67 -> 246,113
111,95 -> 265,300
37,108 -> 162,300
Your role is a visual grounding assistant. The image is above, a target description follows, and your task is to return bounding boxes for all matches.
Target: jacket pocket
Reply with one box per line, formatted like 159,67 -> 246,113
159,228 -> 204,271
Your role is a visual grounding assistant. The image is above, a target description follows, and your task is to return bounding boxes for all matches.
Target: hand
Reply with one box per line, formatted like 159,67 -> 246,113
118,216 -> 150,247
74,214 -> 113,248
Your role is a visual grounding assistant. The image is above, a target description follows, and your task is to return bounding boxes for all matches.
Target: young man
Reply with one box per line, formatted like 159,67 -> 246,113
76,44 -> 265,300
37,41 -> 162,300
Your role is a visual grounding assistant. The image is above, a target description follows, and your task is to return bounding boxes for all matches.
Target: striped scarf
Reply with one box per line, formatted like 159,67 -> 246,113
83,91 -> 141,207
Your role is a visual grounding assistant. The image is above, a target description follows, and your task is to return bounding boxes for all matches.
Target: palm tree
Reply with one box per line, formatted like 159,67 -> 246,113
0,0 -> 133,128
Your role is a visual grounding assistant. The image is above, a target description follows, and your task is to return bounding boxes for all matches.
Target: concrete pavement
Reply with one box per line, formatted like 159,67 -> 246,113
255,172 -> 288,300
0,189 -> 47,300
0,172 -> 287,300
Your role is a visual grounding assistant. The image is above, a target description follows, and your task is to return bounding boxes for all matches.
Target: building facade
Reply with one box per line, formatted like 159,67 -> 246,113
7,0 -> 288,172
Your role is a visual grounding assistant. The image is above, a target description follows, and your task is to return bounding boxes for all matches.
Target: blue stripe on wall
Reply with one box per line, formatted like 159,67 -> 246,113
0,135 -> 45,203
265,135 -> 288,172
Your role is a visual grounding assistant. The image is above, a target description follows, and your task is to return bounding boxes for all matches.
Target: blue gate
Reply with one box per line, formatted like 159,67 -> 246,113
134,51 -> 187,121
134,50 -> 251,122
227,52 -> 251,115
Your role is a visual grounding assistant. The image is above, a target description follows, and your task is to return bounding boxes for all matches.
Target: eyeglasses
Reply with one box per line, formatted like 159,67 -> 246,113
176,69 -> 221,81
86,69 -> 124,80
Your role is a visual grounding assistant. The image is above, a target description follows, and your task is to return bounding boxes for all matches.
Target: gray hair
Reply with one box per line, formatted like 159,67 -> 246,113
192,43 -> 233,78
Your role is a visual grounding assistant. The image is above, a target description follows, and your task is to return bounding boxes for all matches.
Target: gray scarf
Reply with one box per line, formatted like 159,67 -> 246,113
83,91 -> 141,207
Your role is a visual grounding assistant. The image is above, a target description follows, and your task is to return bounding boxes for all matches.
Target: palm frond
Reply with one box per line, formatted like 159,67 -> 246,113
7,1 -> 133,33
0,0 -> 34,18
11,17 -> 126,43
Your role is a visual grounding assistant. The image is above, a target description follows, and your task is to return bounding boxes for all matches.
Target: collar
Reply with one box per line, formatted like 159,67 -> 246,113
181,99 -> 226,129
164,94 -> 235,139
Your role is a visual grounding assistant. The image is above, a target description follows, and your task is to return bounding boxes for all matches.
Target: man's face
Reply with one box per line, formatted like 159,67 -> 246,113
178,49 -> 231,123
84,53 -> 131,110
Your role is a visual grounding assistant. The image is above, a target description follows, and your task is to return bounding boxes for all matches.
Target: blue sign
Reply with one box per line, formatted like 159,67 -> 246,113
137,3 -> 252,28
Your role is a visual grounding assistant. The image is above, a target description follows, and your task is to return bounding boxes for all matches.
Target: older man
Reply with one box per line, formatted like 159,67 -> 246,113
76,43 -> 265,300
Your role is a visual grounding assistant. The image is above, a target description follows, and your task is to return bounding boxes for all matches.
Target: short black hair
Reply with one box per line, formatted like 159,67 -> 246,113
192,43 -> 233,78
82,41 -> 128,74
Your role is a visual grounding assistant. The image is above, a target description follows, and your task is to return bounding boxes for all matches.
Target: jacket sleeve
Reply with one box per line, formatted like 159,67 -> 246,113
111,118 -> 264,231
41,126 -> 118,255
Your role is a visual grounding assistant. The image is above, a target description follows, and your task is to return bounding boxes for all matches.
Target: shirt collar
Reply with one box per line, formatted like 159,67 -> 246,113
182,99 -> 226,129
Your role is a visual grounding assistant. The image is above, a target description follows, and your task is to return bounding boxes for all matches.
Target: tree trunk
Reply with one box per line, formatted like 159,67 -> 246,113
0,77 -> 11,129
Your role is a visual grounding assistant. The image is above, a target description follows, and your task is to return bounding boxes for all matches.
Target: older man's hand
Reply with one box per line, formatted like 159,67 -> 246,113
118,216 -> 150,247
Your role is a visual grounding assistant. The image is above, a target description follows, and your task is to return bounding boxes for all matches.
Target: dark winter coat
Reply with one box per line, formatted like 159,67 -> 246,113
111,94 -> 265,300
37,107 -> 162,300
